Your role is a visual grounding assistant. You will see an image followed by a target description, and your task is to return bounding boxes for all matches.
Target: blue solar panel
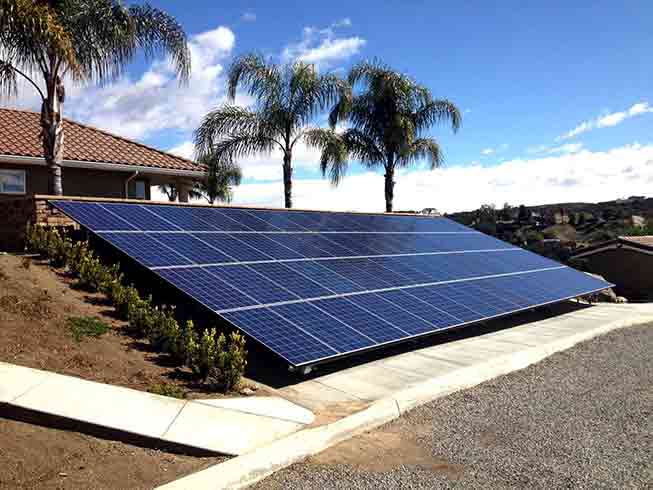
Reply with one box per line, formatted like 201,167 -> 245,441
149,233 -> 233,265
231,234 -> 304,260
222,308 -> 337,365
100,203 -> 178,231
98,232 -> 191,267
284,260 -> 365,294
51,201 -> 136,231
51,199 -> 613,368
206,265 -> 298,306
272,302 -> 374,353
247,262 -> 333,298
197,233 -> 272,262
311,296 -> 408,343
157,267 -> 257,311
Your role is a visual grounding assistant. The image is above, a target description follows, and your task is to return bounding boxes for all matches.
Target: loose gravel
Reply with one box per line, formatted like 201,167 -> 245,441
254,323 -> 653,489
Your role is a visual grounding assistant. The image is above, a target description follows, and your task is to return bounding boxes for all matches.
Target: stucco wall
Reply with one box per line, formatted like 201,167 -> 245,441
0,164 -> 155,200
584,248 -> 653,300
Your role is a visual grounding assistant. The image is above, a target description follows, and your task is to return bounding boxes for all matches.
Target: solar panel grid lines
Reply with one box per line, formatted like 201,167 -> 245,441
271,301 -> 376,352
50,199 -> 613,368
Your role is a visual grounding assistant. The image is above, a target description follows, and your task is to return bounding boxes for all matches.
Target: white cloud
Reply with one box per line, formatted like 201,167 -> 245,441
558,101 -> 653,141
547,142 -> 583,154
282,21 -> 365,69
241,11 -> 256,22
229,143 -> 653,213
4,25 -> 236,141
480,144 -> 507,156
167,141 -> 195,159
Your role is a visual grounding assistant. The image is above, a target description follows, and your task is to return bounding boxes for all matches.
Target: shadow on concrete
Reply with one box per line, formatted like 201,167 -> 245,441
0,404 -> 227,458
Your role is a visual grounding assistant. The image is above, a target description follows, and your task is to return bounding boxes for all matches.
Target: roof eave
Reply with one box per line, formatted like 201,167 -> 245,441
0,154 -> 206,178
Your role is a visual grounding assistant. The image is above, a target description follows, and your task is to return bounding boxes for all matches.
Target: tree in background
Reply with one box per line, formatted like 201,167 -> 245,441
157,153 -> 242,204
196,151 -> 242,204
0,0 -> 191,195
306,60 -> 461,212
194,53 -> 347,208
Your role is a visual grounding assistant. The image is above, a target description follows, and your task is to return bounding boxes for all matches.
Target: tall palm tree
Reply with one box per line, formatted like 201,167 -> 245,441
194,53 -> 347,208
306,60 -> 461,212
0,0 -> 190,195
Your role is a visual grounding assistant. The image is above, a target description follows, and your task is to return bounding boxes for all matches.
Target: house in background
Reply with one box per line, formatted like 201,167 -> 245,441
571,235 -> 653,301
0,108 -> 206,202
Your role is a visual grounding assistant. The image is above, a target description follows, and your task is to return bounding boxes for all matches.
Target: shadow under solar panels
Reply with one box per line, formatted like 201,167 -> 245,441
50,199 -> 613,369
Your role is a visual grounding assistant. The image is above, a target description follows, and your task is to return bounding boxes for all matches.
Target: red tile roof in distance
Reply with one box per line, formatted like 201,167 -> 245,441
0,108 -> 204,173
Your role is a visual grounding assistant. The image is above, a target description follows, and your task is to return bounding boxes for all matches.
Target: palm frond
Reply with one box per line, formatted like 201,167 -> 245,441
197,150 -> 243,203
304,128 -> 349,185
412,98 -> 461,133
398,138 -> 443,169
226,52 -> 280,102
0,0 -> 77,96
128,4 -> 191,83
193,105 -> 282,157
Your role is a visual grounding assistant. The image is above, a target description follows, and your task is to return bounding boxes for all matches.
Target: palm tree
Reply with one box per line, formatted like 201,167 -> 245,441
306,60 -> 461,212
0,0 -> 190,195
157,152 -> 242,204
194,53 -> 346,208
196,151 -> 242,204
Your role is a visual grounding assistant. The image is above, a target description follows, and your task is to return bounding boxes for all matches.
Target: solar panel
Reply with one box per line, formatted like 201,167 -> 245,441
51,199 -> 613,368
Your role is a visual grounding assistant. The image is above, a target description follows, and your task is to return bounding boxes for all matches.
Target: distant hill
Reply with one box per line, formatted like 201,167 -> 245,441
445,196 -> 653,262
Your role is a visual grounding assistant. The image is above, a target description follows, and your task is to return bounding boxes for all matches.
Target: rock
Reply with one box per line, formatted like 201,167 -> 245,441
239,387 -> 255,396
616,296 -> 628,303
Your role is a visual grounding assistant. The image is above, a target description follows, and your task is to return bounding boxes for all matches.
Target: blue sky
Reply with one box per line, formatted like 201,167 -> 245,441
6,1 -> 653,211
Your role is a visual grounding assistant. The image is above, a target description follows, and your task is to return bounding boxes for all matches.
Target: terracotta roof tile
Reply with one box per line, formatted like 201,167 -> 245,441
0,108 -> 205,173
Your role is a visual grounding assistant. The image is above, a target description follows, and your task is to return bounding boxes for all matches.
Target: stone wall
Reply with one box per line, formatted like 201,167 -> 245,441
0,198 -> 78,251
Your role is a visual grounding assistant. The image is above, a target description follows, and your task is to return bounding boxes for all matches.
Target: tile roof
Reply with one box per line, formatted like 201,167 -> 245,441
0,108 -> 205,173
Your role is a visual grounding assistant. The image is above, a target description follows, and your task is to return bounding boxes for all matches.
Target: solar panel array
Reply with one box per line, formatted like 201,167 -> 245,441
51,200 -> 611,367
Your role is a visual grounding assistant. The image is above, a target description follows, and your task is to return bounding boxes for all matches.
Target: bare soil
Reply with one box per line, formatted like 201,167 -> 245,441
0,253 -> 271,398
0,416 -> 224,489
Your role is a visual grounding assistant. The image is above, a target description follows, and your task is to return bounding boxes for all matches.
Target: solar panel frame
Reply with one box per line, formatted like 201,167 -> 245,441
50,199 -> 613,368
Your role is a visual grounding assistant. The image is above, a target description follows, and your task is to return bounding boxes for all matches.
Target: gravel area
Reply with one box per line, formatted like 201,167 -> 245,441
255,323 -> 653,489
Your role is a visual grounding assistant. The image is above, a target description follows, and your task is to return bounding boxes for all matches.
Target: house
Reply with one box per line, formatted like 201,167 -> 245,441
0,108 -> 205,202
570,236 -> 653,300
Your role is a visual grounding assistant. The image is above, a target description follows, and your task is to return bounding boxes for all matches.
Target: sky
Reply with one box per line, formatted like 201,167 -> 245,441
4,1 -> 653,213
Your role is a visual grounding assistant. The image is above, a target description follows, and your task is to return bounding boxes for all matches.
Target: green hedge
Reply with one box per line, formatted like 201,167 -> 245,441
25,224 -> 247,393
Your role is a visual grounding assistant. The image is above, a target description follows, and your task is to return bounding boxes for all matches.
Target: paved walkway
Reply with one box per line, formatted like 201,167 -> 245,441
0,363 -> 314,456
281,302 -> 653,411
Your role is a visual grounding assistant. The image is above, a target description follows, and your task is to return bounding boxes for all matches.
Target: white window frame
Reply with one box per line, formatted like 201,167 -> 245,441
0,169 -> 26,195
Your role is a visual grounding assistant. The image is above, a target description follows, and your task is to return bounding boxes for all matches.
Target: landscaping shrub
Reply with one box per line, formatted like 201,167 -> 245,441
210,331 -> 248,393
67,316 -> 111,342
24,225 -> 248,392
148,382 -> 186,399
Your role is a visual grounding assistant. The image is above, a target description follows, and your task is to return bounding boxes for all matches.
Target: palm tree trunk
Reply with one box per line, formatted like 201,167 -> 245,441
41,75 -> 65,196
384,166 -> 395,213
283,152 -> 293,208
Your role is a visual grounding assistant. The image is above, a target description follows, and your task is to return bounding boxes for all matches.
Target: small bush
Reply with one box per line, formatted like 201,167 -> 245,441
148,382 -> 186,399
210,331 -> 248,393
67,316 -> 111,342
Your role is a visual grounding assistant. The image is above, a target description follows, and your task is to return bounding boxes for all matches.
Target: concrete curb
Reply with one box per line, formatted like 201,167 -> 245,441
157,314 -> 652,490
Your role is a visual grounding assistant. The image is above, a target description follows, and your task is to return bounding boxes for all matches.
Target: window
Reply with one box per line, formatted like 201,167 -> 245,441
0,169 -> 26,194
127,179 -> 148,200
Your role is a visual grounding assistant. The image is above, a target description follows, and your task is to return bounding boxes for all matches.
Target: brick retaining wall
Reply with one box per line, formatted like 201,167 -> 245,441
0,198 -> 78,251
